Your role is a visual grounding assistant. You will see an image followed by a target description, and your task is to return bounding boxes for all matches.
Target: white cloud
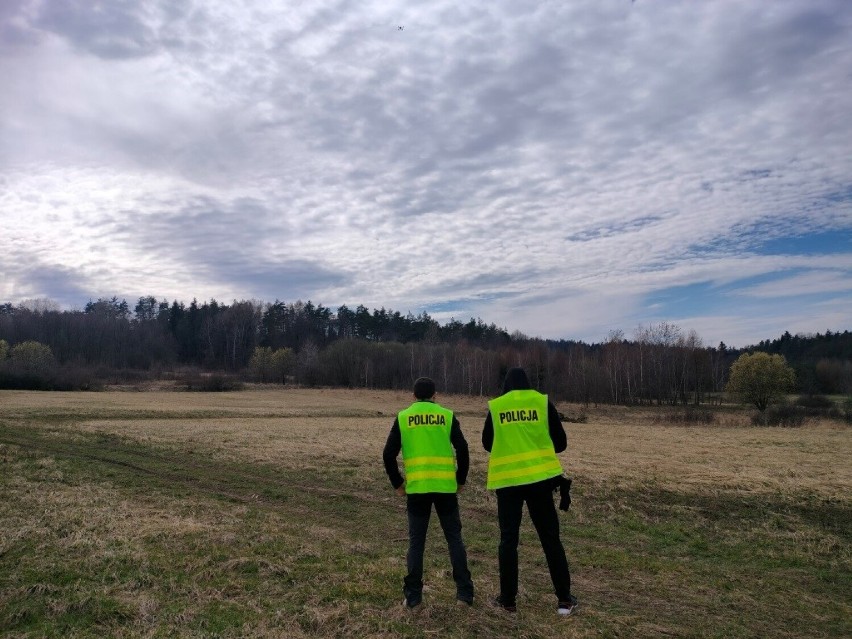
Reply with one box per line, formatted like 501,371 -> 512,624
2,0 -> 851,345
735,269 -> 852,299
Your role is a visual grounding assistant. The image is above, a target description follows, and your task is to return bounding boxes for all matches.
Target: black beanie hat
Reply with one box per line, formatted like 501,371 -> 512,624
413,377 -> 436,399
502,367 -> 532,393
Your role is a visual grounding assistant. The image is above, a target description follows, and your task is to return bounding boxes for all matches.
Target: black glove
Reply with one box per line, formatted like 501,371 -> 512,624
558,476 -> 572,511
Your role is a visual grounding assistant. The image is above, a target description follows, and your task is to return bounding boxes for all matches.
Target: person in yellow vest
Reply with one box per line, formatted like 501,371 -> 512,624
483,367 -> 577,616
383,377 -> 474,609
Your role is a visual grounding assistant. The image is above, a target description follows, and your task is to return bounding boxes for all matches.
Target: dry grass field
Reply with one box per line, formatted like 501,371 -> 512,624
1,388 -> 850,638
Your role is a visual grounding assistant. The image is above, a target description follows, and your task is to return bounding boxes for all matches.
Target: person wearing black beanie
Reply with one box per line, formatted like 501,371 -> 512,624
483,367 -> 577,616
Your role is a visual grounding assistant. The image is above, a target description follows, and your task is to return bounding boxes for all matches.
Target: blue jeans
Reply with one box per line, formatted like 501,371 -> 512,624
404,493 -> 474,605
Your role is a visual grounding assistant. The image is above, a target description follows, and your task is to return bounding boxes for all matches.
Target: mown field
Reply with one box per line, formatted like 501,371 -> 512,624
1,389 -> 850,638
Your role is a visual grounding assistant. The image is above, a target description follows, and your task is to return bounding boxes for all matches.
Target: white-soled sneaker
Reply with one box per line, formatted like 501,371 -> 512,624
557,597 -> 578,616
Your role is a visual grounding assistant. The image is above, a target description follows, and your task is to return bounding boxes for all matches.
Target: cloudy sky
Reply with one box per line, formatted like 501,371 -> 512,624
2,0 -> 851,347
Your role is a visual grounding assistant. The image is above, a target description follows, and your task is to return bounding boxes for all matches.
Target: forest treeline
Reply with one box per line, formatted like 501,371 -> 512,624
1,297 -> 850,401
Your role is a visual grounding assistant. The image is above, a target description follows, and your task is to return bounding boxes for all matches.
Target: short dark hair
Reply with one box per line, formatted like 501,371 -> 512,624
413,377 -> 436,399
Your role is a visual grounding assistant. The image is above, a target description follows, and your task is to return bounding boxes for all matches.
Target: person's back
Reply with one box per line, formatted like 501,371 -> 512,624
398,400 -> 456,494
487,385 -> 561,490
383,377 -> 474,608
483,367 -> 577,616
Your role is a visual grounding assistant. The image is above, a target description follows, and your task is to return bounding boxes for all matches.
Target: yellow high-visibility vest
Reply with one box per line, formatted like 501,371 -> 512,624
398,401 -> 457,494
487,390 -> 562,489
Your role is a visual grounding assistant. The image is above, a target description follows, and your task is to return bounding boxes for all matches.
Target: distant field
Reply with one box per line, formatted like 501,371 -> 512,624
1,389 -> 850,638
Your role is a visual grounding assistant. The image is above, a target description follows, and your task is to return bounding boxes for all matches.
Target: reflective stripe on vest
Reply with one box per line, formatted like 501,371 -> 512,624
398,401 -> 457,494
486,390 -> 563,490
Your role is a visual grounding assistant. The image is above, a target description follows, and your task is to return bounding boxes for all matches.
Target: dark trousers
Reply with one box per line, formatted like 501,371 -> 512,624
404,492 -> 474,605
496,479 -> 571,604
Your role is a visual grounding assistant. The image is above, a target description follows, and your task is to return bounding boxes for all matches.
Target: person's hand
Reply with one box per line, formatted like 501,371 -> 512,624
457,483 -> 465,494
396,484 -> 406,497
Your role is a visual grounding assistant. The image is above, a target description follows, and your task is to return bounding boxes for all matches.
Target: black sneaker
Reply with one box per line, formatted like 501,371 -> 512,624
557,595 -> 578,616
491,596 -> 516,613
402,598 -> 422,610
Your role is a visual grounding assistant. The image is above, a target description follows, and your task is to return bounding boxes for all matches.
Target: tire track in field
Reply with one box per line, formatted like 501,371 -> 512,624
0,424 -> 392,513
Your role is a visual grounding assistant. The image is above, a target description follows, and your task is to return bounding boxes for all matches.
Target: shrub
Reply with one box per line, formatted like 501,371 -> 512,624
671,407 -> 716,425
9,341 -> 54,374
727,352 -> 795,412
0,341 -> 65,390
0,369 -> 54,390
54,365 -> 103,391
183,372 -> 243,392
793,394 -> 849,421
0,362 -> 100,391
752,403 -> 805,427
94,368 -> 159,384
795,395 -> 834,409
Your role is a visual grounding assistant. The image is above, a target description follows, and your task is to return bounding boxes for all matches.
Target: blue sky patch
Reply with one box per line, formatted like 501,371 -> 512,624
757,229 -> 852,256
